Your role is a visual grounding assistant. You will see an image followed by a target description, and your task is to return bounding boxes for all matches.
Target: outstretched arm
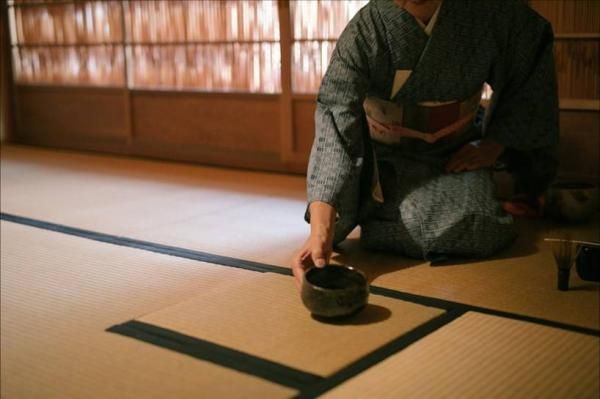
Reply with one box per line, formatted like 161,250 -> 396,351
292,7 -> 379,286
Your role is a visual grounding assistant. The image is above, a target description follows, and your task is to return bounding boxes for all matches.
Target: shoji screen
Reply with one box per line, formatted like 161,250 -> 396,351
8,0 -> 281,93
9,0 -> 125,86
290,0 -> 367,93
125,0 -> 281,92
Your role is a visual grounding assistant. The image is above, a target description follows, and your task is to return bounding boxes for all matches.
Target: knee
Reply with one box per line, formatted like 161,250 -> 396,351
426,214 -> 517,258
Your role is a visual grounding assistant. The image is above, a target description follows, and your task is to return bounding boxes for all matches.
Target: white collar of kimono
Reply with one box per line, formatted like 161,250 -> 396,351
413,1 -> 442,36
389,1 -> 449,102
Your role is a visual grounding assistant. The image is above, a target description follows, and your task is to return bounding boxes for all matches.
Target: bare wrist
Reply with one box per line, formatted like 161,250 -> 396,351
308,201 -> 336,242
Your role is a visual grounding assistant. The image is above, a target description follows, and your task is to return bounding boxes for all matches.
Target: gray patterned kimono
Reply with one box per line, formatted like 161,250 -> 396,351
306,0 -> 559,259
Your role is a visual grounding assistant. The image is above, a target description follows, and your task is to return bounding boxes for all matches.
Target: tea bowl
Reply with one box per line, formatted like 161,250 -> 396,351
545,181 -> 599,223
301,265 -> 369,318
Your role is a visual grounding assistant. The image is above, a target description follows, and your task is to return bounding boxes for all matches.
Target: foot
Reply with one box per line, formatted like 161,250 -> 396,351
502,195 -> 544,218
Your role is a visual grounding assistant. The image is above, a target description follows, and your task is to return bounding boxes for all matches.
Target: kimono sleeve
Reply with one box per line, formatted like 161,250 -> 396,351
306,13 -> 373,217
484,1 -> 559,152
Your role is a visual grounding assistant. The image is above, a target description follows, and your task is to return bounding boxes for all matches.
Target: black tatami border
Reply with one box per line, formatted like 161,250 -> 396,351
3,212 -> 597,336
107,320 -> 323,390
0,212 -> 290,275
295,308 -> 466,399
3,212 -> 599,397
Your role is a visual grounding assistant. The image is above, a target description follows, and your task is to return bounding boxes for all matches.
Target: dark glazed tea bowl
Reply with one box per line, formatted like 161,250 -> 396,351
545,181 -> 599,223
301,265 -> 369,318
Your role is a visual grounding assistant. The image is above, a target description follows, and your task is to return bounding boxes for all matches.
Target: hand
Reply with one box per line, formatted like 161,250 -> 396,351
292,201 -> 336,289
446,139 -> 504,173
291,233 -> 333,289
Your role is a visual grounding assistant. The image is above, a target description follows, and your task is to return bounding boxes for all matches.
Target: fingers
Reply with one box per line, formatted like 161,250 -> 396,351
291,238 -> 332,289
448,157 -> 482,173
448,155 -> 484,172
311,246 -> 328,268
446,143 -> 481,173
447,149 -> 472,172
292,250 -> 309,288
447,139 -> 506,173
292,266 -> 304,289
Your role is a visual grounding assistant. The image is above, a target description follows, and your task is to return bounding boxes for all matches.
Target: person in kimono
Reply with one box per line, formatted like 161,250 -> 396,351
292,0 -> 559,284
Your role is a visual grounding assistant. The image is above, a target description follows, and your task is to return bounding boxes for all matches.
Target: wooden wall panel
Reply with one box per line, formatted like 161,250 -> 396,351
554,40 -> 599,100
530,0 -> 599,180
529,0 -> 600,33
132,92 -> 281,154
292,99 -> 315,156
558,110 -> 599,180
14,86 -> 129,141
530,0 -> 600,102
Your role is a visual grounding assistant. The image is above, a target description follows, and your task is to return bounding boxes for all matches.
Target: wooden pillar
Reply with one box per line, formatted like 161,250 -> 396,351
277,0 -> 295,162
1,2 -> 14,143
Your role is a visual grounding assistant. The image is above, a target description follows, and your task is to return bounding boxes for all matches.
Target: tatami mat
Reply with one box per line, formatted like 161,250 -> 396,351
334,222 -> 600,330
0,221 -> 295,398
135,272 -> 444,377
1,145 -> 598,329
0,145 -> 309,266
324,312 -> 600,399
2,146 -> 599,398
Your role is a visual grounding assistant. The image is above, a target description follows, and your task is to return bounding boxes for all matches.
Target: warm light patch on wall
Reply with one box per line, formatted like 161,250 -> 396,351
8,0 -> 281,93
290,0 -> 368,93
